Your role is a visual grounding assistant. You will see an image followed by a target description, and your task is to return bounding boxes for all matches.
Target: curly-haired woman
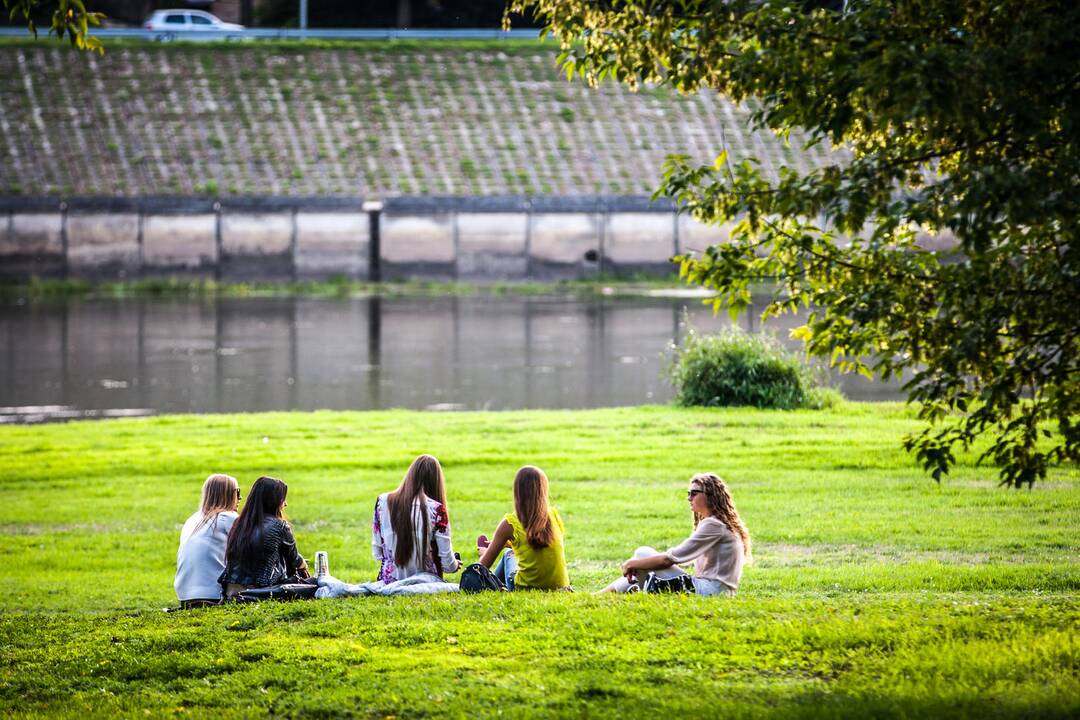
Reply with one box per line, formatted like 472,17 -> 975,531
601,473 -> 751,596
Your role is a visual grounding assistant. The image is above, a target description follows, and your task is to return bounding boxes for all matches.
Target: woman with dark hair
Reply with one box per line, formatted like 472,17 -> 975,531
600,473 -> 751,596
220,476 -> 309,599
477,465 -> 570,591
372,454 -> 461,582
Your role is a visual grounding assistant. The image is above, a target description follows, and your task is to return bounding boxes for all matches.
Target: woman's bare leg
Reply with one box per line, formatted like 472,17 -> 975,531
599,546 -> 667,593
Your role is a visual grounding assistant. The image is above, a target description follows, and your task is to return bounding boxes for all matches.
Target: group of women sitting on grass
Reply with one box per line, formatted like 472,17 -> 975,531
174,455 -> 752,608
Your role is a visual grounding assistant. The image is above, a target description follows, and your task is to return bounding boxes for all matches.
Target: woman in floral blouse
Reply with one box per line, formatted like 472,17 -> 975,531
372,454 -> 460,583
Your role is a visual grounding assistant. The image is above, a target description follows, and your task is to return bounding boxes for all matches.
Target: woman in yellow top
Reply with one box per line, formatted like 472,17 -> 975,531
477,465 -> 570,590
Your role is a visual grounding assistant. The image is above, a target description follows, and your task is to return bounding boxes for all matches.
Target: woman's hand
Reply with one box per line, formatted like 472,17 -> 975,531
478,520 -> 513,569
621,553 -> 675,581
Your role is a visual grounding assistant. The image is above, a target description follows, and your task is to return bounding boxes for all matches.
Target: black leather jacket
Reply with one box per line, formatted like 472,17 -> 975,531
219,517 -> 306,589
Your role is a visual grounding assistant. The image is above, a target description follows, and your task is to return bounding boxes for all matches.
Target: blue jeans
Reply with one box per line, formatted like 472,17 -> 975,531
493,547 -> 518,591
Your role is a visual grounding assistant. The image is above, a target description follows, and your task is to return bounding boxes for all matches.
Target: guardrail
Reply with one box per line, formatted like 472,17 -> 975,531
0,27 -> 546,42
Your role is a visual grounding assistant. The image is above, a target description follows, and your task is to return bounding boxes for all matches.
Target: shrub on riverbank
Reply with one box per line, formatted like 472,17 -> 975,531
669,328 -> 838,409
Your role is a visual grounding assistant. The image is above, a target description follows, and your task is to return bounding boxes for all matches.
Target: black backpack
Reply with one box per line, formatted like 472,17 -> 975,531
459,563 -> 507,593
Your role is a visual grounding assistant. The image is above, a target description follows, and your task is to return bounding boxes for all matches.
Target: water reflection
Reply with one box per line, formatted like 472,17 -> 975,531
0,295 -> 901,417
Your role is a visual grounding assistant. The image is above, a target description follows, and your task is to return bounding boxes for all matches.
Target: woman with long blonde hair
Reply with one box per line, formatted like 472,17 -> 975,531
372,454 -> 461,582
601,473 -> 751,596
175,473 -> 241,607
477,465 -> 570,590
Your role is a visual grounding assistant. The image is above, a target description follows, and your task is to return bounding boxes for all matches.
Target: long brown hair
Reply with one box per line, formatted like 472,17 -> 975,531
225,476 -> 288,566
691,473 -> 752,561
514,465 -> 554,549
192,473 -> 239,534
387,454 -> 447,566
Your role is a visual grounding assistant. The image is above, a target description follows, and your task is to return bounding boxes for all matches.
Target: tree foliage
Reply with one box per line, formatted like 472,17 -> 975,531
4,0 -> 103,52
508,0 -> 1080,487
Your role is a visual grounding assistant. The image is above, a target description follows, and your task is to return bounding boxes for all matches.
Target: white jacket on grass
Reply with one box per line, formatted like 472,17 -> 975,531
315,572 -> 458,598
175,510 -> 238,602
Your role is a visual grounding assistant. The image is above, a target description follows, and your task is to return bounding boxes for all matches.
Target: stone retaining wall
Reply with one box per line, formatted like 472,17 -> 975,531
0,196 -> 730,281
0,44 -> 841,198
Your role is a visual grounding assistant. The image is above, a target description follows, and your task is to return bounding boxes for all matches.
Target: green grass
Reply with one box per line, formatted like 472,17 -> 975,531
1,405 -> 1077,717
0,275 -> 684,302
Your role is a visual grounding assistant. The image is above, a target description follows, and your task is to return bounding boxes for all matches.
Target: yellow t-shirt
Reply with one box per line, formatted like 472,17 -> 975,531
505,509 -> 569,590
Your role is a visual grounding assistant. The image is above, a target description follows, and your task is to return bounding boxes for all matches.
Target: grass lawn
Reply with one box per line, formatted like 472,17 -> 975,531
0,404 -> 1077,717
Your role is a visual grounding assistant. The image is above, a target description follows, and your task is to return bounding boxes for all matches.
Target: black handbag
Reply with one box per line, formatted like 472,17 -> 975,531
643,572 -> 696,594
235,578 -> 318,602
458,563 -> 507,593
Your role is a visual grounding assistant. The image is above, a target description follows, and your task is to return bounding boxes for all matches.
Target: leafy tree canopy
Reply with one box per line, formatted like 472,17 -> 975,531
4,0 -> 103,51
508,0 -> 1080,487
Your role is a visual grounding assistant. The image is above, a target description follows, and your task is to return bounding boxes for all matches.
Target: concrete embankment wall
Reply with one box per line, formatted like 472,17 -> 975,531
0,196 -> 731,281
0,43 -> 837,198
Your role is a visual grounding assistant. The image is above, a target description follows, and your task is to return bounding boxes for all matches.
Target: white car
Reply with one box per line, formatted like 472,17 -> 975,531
144,9 -> 244,39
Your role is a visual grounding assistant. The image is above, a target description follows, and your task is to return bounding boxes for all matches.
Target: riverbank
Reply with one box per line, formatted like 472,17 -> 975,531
0,39 -> 847,284
0,274 -> 692,301
0,40 -> 833,198
1,405 -> 1077,716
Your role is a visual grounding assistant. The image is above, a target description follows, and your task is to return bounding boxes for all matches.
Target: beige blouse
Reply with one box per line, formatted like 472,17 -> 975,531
665,517 -> 745,593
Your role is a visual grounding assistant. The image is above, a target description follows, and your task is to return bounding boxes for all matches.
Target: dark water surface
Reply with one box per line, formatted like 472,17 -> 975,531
0,294 -> 901,419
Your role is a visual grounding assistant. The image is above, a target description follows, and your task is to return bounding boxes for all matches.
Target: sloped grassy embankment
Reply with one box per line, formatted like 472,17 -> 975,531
0,39 -> 834,198
0,405 -> 1077,717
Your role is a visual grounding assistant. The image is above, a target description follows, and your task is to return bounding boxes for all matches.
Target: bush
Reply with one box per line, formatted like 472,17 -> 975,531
668,327 -> 839,410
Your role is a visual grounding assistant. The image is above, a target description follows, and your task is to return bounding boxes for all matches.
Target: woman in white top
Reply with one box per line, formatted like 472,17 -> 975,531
372,454 -> 461,583
175,473 -> 241,607
602,473 -> 751,596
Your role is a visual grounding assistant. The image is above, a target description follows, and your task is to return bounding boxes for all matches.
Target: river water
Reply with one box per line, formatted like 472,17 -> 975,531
0,294 -> 901,420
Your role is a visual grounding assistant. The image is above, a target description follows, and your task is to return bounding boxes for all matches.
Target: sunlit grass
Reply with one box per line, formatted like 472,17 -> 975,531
0,404 -> 1077,717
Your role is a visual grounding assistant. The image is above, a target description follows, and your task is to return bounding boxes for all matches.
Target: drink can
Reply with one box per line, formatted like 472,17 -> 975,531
315,551 -> 329,578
